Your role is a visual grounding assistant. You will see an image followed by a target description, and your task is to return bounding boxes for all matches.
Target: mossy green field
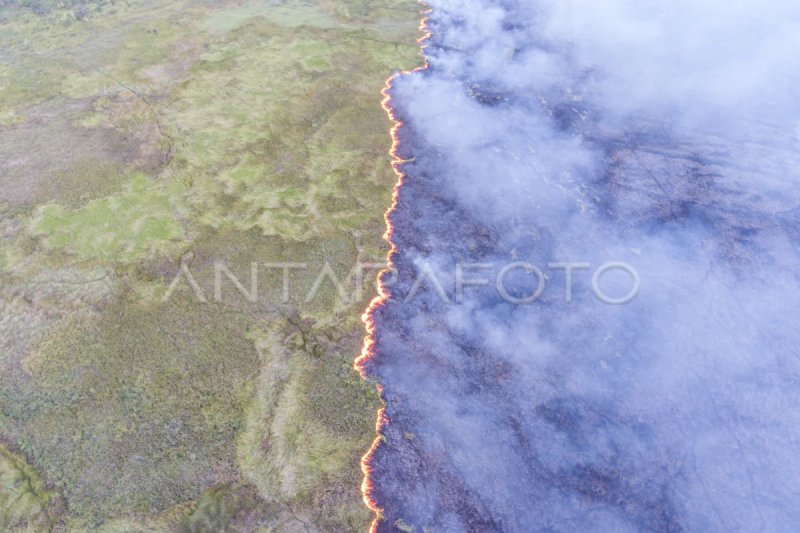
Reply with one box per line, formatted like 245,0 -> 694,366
0,0 -> 424,530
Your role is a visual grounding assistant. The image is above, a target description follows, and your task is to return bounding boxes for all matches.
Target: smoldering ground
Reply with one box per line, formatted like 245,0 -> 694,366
362,0 -> 800,532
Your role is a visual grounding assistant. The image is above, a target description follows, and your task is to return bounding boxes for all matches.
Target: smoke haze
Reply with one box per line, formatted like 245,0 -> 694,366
363,0 -> 800,532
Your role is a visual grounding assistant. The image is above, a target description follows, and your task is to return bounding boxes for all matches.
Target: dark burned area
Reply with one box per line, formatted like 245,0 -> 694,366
359,15 -> 800,528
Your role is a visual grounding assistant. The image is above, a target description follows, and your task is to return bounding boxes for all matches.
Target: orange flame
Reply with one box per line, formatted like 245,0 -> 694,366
356,6 -> 432,532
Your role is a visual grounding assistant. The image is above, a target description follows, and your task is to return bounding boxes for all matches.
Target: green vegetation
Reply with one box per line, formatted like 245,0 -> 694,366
238,314 -> 379,532
0,444 -> 63,532
0,0 -> 425,530
16,302 -> 258,523
31,174 -> 185,261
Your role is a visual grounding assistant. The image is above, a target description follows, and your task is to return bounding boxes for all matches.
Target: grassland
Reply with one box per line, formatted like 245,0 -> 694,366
0,0 -> 424,530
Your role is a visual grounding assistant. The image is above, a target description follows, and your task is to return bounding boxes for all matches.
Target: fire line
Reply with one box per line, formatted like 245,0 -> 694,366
356,6 -> 432,533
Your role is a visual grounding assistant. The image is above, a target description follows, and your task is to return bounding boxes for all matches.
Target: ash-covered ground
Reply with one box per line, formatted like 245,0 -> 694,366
362,1 -> 800,531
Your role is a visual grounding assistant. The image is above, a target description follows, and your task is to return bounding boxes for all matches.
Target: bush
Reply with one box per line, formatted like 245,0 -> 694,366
30,0 -> 51,15
72,4 -> 87,20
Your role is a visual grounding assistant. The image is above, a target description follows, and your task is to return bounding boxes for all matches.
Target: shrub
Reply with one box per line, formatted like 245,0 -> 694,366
30,0 -> 50,15
72,4 -> 86,20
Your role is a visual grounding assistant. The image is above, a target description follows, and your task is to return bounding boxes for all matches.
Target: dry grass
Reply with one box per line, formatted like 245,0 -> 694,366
0,0 -> 425,530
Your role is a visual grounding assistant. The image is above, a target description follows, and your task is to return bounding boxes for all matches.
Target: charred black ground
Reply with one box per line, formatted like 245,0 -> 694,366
361,1 -> 800,531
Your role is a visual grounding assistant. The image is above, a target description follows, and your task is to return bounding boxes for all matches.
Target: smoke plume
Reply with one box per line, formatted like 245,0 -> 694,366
363,1 -> 800,531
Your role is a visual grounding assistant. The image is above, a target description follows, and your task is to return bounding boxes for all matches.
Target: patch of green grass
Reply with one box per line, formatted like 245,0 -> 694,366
169,21 -> 419,242
0,0 -> 425,531
238,314 -> 379,533
33,158 -> 126,208
172,484 -> 277,533
30,174 -> 186,262
0,56 -> 66,113
4,295 -> 260,525
0,444 -> 63,532
0,109 -> 25,128
202,1 -> 345,34
100,17 -> 186,84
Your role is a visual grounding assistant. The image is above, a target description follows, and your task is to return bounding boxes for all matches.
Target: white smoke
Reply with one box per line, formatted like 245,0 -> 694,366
366,0 -> 800,531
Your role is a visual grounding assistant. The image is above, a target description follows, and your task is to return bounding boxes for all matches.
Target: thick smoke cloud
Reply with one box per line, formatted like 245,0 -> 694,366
365,1 -> 800,532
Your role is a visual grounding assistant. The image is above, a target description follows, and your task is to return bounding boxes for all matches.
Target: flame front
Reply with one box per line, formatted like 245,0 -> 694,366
356,8 -> 432,533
